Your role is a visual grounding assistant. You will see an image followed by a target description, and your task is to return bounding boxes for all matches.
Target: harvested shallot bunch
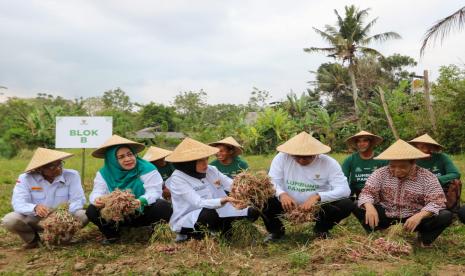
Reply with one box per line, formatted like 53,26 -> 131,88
100,189 -> 139,222
230,171 -> 275,210
39,203 -> 82,246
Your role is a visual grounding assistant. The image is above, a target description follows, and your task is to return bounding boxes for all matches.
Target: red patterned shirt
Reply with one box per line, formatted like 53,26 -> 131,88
358,165 -> 446,218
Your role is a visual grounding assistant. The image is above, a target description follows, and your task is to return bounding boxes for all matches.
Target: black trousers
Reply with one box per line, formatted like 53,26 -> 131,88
86,199 -> 173,239
456,205 -> 465,224
180,207 -> 260,239
261,197 -> 354,235
353,204 -> 453,245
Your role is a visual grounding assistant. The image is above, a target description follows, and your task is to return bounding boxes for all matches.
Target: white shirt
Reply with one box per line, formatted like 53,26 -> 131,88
12,169 -> 86,216
89,170 -> 163,205
166,165 -> 248,232
269,153 -> 350,204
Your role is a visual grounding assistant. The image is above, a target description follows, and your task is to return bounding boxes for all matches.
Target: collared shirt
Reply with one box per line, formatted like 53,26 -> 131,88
358,165 -> 446,218
268,153 -> 350,204
12,169 -> 86,216
342,152 -> 388,190
166,165 -> 248,232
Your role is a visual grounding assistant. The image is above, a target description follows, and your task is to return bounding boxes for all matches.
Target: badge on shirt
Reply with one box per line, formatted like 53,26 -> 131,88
31,186 -> 43,191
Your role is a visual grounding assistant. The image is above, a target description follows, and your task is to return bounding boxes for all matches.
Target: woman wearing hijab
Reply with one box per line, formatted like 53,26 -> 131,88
166,138 -> 259,242
86,135 -> 172,244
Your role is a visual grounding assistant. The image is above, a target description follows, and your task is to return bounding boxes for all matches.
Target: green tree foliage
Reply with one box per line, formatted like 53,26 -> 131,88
305,5 -> 401,129
432,65 -> 465,152
137,102 -> 178,131
102,88 -> 133,112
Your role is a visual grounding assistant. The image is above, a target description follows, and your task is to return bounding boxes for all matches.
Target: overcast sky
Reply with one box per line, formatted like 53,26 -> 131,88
1,0 -> 464,105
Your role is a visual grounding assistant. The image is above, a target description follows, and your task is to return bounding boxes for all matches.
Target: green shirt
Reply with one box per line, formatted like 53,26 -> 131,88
156,163 -> 175,181
415,152 -> 461,186
342,152 -> 388,191
210,156 -> 249,178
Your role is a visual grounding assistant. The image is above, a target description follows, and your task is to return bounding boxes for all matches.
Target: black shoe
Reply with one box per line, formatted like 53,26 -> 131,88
264,233 -> 284,243
101,237 -> 120,245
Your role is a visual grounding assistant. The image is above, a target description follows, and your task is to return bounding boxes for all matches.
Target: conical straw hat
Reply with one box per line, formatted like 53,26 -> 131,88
374,139 -> 430,160
345,130 -> 383,149
408,134 -> 443,149
276,131 -> 331,156
165,137 -> 219,163
209,136 -> 243,156
92,135 -> 145,158
25,148 -> 74,173
142,146 -> 173,162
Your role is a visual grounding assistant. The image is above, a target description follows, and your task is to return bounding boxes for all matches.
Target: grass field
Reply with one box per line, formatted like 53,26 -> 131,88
0,150 -> 465,275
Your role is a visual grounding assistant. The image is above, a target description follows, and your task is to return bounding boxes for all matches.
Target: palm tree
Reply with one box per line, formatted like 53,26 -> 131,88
304,5 -> 401,129
420,6 -> 465,56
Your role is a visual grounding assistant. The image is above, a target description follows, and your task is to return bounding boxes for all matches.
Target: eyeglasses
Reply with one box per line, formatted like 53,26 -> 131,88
43,161 -> 64,170
116,151 -> 135,160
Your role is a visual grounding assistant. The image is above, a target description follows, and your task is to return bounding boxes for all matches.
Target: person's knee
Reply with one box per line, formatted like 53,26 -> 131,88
73,209 -> 89,226
437,209 -> 453,226
85,204 -> 100,222
247,207 -> 260,221
1,212 -> 23,231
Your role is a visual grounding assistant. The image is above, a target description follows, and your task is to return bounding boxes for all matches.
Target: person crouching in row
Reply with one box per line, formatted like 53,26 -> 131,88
1,148 -> 87,249
166,138 -> 259,242
86,135 -> 172,245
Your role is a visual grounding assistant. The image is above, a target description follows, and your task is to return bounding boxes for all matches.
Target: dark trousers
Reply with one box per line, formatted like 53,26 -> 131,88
261,197 -> 354,235
86,199 -> 173,239
353,204 -> 453,245
456,206 -> 465,224
180,207 -> 260,239
350,187 -> 363,201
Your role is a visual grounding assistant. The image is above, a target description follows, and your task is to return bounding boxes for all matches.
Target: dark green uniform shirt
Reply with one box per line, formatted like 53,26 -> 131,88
156,163 -> 175,181
415,152 -> 461,186
342,152 -> 388,192
210,156 -> 249,178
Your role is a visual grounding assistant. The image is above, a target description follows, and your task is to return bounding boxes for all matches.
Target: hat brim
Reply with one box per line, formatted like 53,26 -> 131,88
92,143 -> 145,158
346,134 -> 383,149
25,154 -> 74,173
165,147 -> 219,163
209,142 -> 243,156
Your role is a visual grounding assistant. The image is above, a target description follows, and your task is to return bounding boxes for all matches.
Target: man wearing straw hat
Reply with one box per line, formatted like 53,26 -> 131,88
1,148 -> 87,249
262,131 -> 353,241
143,146 -> 175,200
342,131 -> 388,199
354,140 -> 453,247
209,137 -> 249,179
409,134 -> 461,211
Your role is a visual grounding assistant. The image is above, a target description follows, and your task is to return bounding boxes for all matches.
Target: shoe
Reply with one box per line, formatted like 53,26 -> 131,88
175,234 -> 188,243
22,232 -> 40,249
101,237 -> 120,245
263,233 -> 283,243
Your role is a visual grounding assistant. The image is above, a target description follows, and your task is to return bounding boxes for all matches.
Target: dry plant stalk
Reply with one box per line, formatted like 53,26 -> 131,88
230,171 -> 275,210
150,222 -> 175,244
39,203 -> 81,246
100,189 -> 139,222
283,205 -> 320,225
309,232 -> 412,263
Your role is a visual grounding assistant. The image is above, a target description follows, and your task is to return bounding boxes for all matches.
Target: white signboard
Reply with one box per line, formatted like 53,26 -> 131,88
56,116 -> 112,148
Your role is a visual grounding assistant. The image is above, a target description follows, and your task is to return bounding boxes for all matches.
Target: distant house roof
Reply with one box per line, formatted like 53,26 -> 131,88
133,127 -> 185,139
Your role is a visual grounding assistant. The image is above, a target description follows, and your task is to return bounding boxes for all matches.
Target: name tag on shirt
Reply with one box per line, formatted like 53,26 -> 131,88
31,186 -> 43,191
